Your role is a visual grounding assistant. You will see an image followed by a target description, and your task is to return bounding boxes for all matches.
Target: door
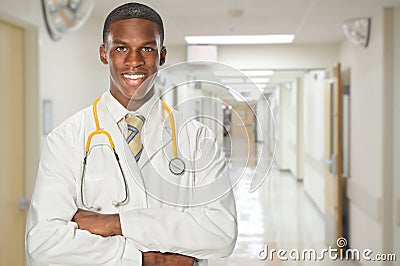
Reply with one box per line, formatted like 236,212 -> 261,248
324,63 -> 343,248
0,19 -> 26,266
231,104 -> 257,167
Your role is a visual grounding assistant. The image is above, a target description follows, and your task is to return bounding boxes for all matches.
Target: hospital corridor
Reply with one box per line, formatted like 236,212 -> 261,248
1,0 -> 400,265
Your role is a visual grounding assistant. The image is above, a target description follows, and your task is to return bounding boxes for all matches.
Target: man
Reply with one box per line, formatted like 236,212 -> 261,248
26,2 -> 237,265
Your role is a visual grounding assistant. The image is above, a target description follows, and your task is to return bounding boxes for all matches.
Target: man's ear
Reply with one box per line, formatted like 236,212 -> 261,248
100,45 -> 108,64
159,46 -> 167,66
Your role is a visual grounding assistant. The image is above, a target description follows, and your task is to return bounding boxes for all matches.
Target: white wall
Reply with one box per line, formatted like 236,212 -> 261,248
296,77 -> 305,181
287,81 -> 298,177
302,71 -> 326,214
0,1 -> 108,129
40,16 -> 108,127
163,45 -> 186,66
277,83 -> 291,170
392,7 -> 400,256
339,8 -> 396,261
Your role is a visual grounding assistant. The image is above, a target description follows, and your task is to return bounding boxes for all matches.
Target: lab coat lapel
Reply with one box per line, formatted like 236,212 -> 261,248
139,100 -> 172,169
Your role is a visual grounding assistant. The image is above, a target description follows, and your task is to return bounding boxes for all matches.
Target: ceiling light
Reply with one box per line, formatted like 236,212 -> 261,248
249,78 -> 270,83
255,84 -> 268,88
185,35 -> 295,45
220,78 -> 244,84
242,70 -> 274,76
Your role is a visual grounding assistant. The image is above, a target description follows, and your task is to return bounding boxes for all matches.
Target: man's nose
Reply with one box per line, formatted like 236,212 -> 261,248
125,50 -> 144,68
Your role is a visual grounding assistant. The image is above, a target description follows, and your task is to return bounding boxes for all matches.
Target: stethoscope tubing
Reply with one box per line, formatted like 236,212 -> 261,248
81,96 -> 185,210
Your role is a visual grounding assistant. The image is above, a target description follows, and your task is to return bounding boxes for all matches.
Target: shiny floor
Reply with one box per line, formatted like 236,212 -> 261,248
209,140 -> 358,266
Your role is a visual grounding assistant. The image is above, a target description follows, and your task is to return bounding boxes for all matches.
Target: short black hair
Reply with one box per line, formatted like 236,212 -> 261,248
102,2 -> 164,45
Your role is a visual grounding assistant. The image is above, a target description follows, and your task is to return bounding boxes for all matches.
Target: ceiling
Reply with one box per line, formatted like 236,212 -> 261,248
92,0 -> 400,45
90,0 -> 400,103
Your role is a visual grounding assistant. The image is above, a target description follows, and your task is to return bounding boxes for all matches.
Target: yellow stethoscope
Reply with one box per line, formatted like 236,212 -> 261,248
80,97 -> 185,210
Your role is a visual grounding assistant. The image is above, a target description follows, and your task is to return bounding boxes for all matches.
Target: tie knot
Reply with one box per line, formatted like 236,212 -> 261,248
125,114 -> 145,130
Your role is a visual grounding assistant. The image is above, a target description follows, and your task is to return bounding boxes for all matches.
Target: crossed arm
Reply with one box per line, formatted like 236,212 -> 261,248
72,209 -> 197,266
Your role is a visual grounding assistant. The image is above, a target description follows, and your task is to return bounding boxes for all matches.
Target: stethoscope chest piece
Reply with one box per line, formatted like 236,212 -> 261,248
169,157 -> 185,175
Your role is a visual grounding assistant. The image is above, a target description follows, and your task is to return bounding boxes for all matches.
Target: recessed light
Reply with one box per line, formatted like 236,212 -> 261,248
185,35 -> 295,45
242,70 -> 274,76
220,78 -> 244,84
250,78 -> 270,83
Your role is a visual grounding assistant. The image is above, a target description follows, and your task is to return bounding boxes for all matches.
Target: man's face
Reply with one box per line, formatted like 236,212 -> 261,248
100,18 -> 167,108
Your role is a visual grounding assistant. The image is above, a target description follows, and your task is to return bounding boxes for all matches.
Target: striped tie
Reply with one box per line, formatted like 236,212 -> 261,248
124,114 -> 145,161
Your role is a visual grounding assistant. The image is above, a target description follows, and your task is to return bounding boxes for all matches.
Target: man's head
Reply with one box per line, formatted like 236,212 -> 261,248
102,2 -> 164,46
100,2 -> 167,109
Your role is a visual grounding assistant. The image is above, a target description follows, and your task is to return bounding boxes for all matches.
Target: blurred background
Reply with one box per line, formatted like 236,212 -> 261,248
0,0 -> 399,265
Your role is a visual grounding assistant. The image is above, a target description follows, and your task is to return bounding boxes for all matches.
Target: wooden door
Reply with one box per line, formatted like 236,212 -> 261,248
0,19 -> 25,266
324,63 -> 343,248
231,104 -> 257,167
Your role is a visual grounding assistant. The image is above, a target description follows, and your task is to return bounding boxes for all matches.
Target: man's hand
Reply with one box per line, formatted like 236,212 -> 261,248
143,252 -> 196,266
73,210 -> 197,265
72,209 -> 122,237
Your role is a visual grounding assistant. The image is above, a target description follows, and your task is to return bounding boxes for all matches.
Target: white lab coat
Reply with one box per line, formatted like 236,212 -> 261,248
26,92 -> 237,266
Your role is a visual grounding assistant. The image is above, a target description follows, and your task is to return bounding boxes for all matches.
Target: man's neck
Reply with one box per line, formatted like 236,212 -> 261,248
111,90 -> 155,111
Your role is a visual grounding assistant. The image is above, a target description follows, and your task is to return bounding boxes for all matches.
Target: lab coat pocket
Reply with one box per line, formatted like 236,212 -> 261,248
80,144 -> 125,212
142,150 -> 192,207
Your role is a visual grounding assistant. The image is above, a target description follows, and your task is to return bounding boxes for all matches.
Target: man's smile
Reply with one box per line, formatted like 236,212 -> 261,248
122,72 -> 146,85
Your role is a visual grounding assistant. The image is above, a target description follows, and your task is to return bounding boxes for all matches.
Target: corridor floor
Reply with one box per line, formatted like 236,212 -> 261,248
209,141 -> 358,266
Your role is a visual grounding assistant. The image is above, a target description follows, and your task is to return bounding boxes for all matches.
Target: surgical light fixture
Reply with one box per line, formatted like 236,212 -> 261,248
41,0 -> 94,41
185,35 -> 295,45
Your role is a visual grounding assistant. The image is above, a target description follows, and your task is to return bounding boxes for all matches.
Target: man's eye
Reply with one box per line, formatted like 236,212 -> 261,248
116,47 -> 127,52
142,47 -> 154,52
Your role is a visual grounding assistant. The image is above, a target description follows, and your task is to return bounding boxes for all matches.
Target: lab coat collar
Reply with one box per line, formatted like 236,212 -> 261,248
103,90 -> 127,123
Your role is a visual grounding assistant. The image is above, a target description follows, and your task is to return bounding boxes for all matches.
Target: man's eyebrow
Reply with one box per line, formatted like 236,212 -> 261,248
113,39 -> 127,45
111,40 -> 158,46
142,40 -> 157,46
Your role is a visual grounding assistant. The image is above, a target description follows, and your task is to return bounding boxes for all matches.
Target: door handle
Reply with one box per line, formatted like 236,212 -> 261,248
321,154 -> 337,174
321,157 -> 333,165
397,199 -> 400,227
18,196 -> 29,210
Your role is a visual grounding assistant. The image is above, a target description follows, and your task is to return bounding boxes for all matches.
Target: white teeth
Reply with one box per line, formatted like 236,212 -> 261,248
123,74 -> 145,80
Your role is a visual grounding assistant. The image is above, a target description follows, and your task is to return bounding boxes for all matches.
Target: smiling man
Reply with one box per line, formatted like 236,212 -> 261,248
26,2 -> 237,266
100,11 -> 166,109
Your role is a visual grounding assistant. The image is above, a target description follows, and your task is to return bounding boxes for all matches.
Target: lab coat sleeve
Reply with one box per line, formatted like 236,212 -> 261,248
119,124 -> 238,259
26,118 -> 142,265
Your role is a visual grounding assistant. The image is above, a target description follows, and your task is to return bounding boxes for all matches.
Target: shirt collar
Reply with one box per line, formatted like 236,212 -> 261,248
134,91 -> 159,120
103,90 -> 159,122
103,91 -> 127,123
